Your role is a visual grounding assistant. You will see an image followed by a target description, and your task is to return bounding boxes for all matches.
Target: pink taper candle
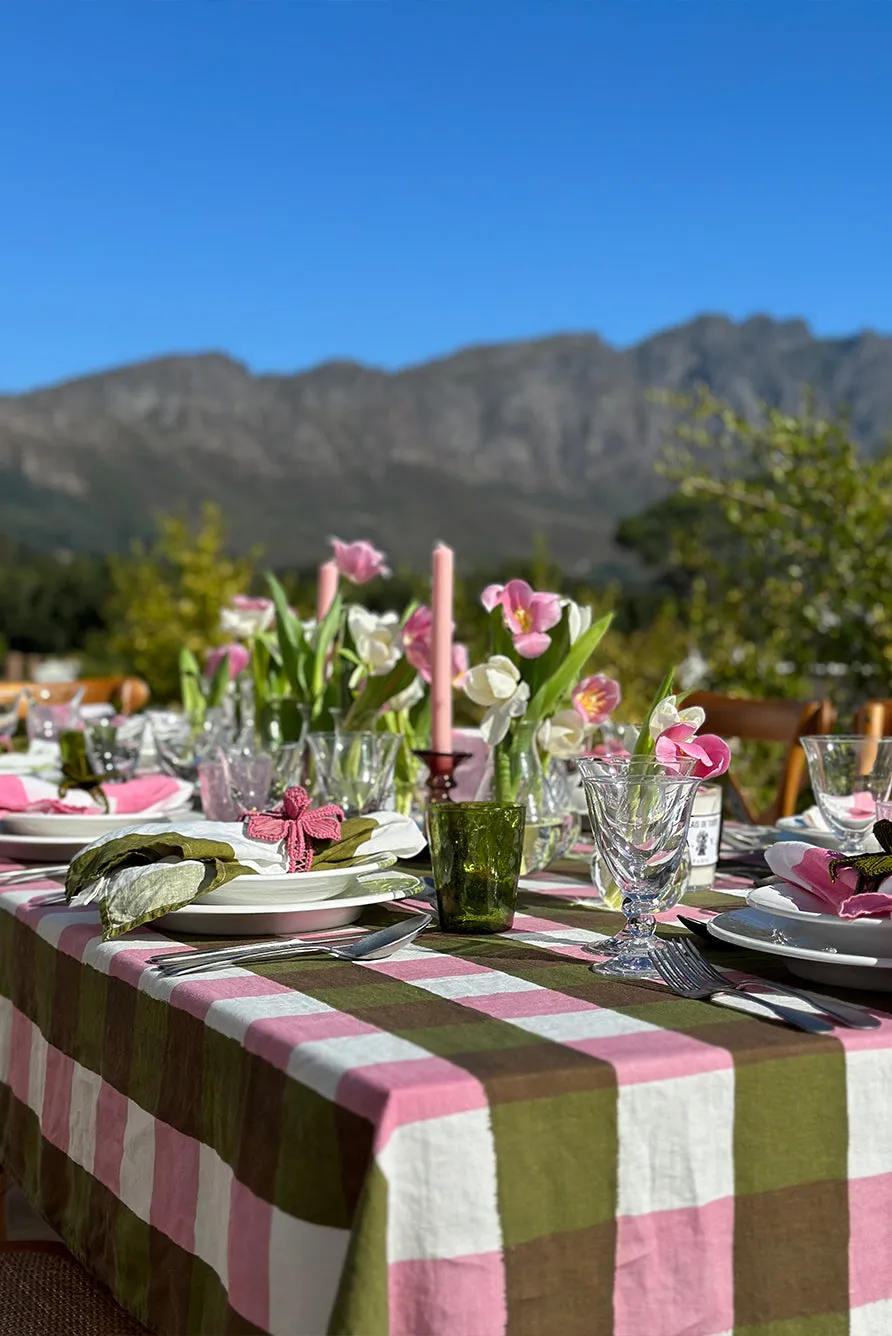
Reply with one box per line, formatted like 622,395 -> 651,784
316,560 -> 339,622
431,543 -> 455,754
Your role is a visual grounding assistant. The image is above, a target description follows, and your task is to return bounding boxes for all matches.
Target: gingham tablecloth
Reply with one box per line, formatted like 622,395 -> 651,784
2,866 -> 892,1336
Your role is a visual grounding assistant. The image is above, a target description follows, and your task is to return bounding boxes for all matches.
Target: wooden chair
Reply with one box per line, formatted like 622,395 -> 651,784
853,701 -> 892,740
0,677 -> 150,718
683,691 -> 837,823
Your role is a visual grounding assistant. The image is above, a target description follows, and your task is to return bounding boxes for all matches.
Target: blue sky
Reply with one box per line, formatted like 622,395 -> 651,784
1,2 -> 889,391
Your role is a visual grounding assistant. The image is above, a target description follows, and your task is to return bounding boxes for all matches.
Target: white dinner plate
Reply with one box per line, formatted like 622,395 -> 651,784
747,882 -> 892,955
3,808 -> 195,838
199,854 -> 398,906
707,907 -> 892,991
155,871 -> 425,935
0,830 -> 92,863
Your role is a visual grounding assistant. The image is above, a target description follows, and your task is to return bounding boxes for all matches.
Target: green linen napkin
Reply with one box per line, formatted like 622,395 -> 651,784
66,817 -> 385,939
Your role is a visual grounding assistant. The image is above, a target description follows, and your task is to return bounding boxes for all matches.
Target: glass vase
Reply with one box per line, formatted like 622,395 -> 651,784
480,721 -> 580,874
260,697 -> 309,749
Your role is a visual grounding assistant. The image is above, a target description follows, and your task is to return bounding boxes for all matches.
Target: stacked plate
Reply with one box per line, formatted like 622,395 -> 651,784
707,881 -> 892,991
0,810 -> 197,863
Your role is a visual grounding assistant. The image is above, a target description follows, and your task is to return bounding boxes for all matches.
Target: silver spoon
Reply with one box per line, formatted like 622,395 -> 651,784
157,912 -> 432,977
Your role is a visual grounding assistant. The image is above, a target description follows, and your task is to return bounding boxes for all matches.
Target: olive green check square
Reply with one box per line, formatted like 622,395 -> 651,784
491,1087 -> 617,1246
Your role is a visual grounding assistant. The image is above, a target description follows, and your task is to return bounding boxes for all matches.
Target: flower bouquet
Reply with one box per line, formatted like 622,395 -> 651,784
461,579 -> 615,871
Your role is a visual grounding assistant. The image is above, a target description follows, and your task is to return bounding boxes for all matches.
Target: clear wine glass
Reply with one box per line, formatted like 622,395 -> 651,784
578,755 -> 702,979
801,735 -> 892,854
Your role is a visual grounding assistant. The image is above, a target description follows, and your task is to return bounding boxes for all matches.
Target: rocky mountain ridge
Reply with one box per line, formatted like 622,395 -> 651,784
1,313 -> 890,568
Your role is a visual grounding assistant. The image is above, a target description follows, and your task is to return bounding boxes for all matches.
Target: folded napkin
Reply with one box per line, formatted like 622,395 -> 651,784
65,788 -> 426,938
0,773 -> 193,816
765,835 -> 892,919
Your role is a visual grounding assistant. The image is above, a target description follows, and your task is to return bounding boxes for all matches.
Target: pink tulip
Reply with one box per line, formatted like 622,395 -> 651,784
206,642 -> 250,680
571,674 -> 622,725
654,723 -> 731,780
403,605 -> 469,685
497,579 -> 563,658
231,595 -> 273,613
451,642 -> 470,686
481,583 -> 505,613
330,538 -> 391,585
589,740 -> 630,760
403,606 -> 433,676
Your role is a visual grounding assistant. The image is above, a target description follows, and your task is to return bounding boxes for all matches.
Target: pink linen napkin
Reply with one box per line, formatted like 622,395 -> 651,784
765,840 -> 892,919
0,774 -> 191,816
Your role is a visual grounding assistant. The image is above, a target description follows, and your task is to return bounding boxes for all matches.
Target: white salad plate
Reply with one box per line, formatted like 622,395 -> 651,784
199,854 -> 398,907
3,809 -> 195,838
0,830 -> 93,863
156,870 -> 426,935
707,907 -> 892,991
747,882 -> 892,955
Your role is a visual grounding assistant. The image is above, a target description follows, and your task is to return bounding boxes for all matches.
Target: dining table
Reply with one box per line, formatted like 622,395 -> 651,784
1,842 -> 892,1336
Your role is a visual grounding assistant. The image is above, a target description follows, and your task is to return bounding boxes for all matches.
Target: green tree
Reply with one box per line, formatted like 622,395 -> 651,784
107,504 -> 257,702
657,389 -> 892,710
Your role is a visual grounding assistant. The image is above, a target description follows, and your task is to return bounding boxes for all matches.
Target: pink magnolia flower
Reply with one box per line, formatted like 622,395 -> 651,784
205,642 -> 250,680
496,579 -> 563,659
403,605 -> 469,685
330,538 -> 391,585
655,723 -> 731,781
571,674 -> 622,725
481,583 -> 505,612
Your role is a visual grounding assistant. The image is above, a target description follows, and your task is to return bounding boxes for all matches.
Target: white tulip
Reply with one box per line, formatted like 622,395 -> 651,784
563,599 -> 593,646
219,597 -> 275,639
347,606 -> 403,676
648,694 -> 706,740
387,675 -> 426,713
463,655 -> 522,708
538,709 -> 588,759
479,681 -> 531,746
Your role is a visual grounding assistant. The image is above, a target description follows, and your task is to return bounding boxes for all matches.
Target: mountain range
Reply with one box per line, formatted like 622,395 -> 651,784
1,313 -> 890,571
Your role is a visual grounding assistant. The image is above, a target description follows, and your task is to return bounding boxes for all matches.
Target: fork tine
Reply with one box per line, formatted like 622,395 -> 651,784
676,939 -> 729,988
662,942 -> 709,989
653,950 -> 695,995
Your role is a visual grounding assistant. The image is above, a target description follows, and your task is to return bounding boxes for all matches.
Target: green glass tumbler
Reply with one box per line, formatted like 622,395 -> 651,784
429,801 -> 525,934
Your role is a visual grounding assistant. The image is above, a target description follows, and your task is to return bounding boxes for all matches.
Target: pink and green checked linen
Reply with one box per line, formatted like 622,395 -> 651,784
2,864 -> 892,1335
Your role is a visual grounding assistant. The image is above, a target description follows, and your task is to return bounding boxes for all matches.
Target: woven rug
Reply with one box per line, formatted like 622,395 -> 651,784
1,1171 -> 148,1334
0,1246 -> 149,1335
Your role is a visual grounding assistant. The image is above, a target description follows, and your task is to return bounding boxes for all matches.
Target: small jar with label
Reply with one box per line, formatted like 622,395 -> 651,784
687,784 -> 723,888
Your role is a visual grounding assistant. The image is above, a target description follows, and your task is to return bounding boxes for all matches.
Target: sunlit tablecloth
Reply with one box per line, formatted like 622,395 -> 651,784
1,861 -> 891,1335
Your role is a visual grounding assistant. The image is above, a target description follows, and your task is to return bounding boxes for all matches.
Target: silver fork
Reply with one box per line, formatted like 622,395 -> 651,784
674,938 -> 879,1030
653,944 -> 834,1033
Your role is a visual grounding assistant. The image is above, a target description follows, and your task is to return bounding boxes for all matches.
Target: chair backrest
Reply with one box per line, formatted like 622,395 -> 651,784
683,691 -> 837,823
0,676 -> 150,718
853,701 -> 892,741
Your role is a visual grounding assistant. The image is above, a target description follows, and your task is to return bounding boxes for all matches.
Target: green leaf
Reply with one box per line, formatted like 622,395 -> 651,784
523,605 -> 572,698
526,613 -> 612,722
265,570 -> 308,698
633,667 -> 676,756
312,593 -> 344,701
251,637 -> 271,712
178,647 -> 205,724
343,658 -> 416,730
206,649 -> 232,707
